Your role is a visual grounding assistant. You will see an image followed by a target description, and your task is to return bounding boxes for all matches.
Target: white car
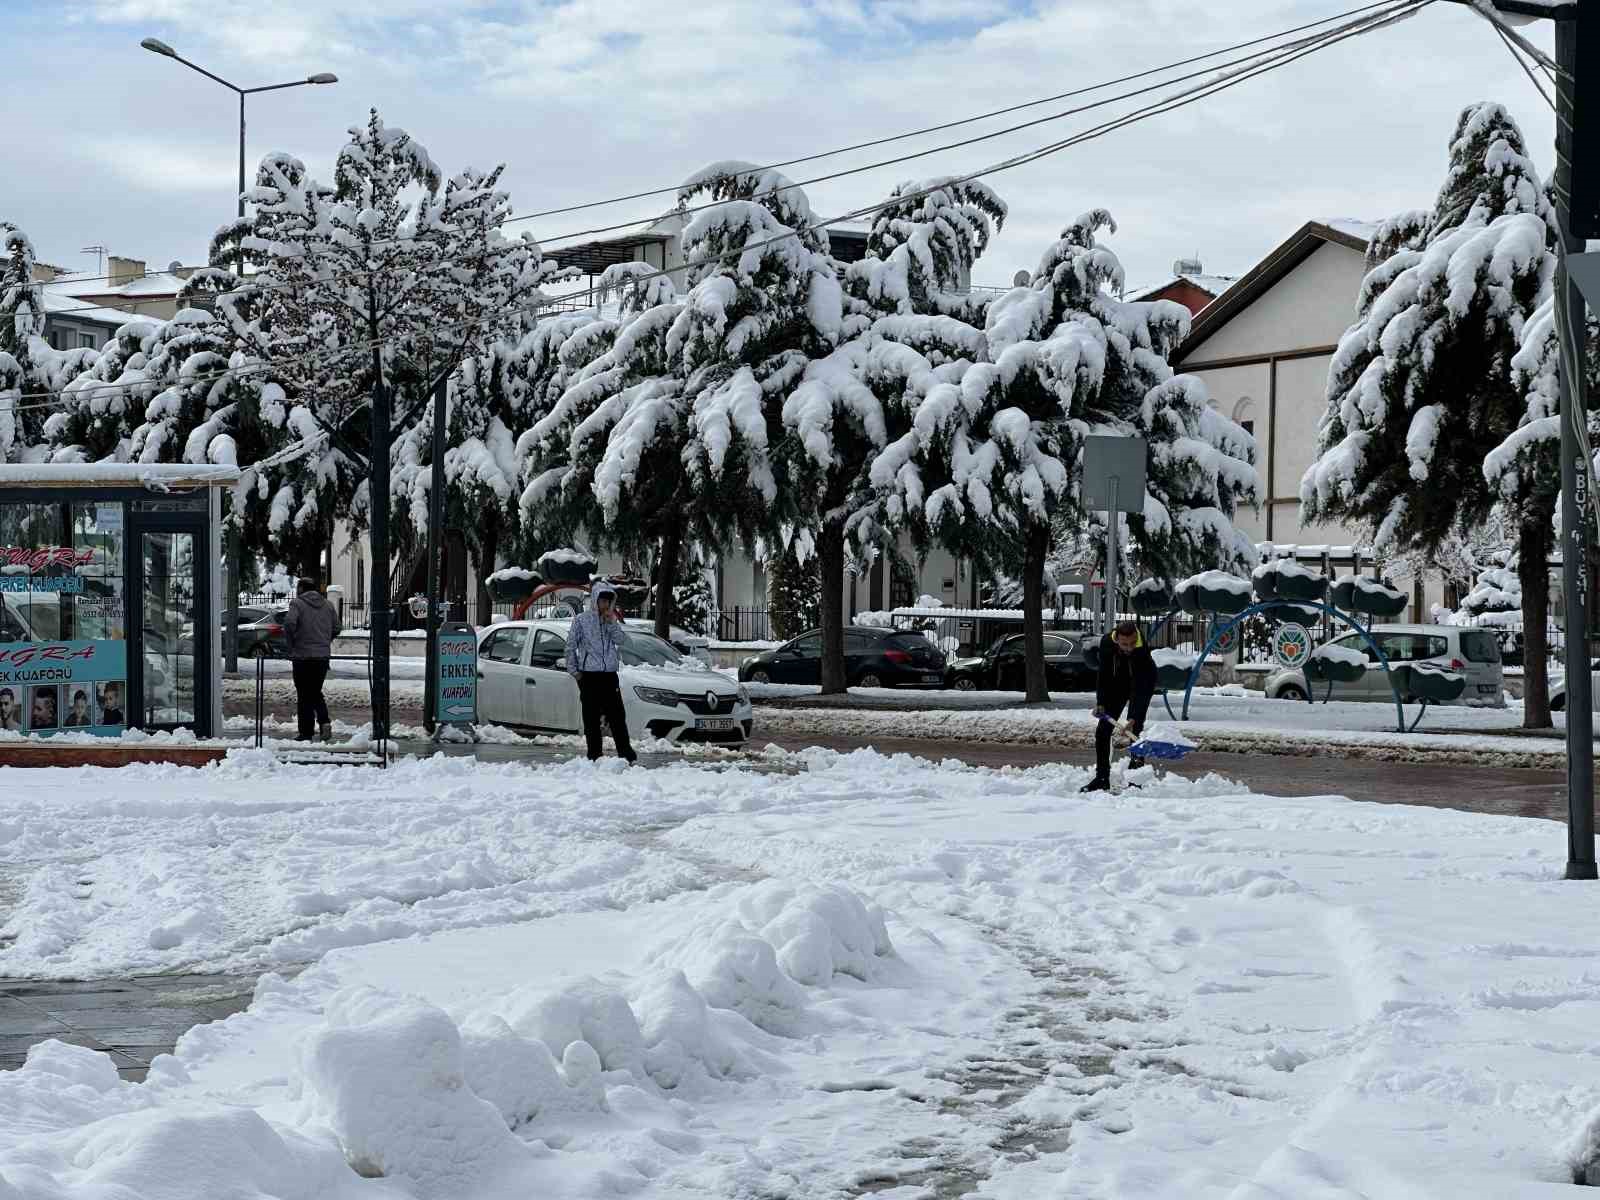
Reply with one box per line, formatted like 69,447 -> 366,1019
476,619 -> 753,745
623,618 -> 713,667
1263,624 -> 1505,707
1550,661 -> 1600,712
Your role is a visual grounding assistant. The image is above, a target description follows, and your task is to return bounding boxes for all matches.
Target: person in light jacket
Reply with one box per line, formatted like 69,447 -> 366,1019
284,577 -> 341,742
565,582 -> 636,764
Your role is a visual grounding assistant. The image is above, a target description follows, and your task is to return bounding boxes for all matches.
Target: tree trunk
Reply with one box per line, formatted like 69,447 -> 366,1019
818,521 -> 847,695
474,525 -> 497,626
1520,517 -> 1553,730
654,524 -> 681,640
1022,521 -> 1050,703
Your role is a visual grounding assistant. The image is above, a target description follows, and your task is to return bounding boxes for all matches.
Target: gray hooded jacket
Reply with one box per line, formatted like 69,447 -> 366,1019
284,590 -> 342,660
565,583 -> 625,674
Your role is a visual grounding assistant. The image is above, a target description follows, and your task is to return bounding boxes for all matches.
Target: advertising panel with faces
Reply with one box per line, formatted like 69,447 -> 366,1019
0,501 -> 126,735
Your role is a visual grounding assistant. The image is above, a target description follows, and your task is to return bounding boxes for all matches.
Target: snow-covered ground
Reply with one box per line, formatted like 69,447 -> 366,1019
747,684 -> 1593,762
3,749 -> 1600,1196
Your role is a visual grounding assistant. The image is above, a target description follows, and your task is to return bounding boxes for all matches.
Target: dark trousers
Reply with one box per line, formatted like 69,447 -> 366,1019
578,671 -> 636,762
1094,700 -> 1127,781
292,658 -> 331,740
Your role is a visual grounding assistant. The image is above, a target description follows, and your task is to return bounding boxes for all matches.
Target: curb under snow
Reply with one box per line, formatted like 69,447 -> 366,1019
751,705 -> 1573,770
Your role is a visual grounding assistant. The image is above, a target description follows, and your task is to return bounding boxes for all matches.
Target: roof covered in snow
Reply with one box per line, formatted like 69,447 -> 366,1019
0,464 -> 239,488
38,290 -> 156,330
43,271 -> 189,301
1127,274 -> 1237,304
1174,220 -> 1375,362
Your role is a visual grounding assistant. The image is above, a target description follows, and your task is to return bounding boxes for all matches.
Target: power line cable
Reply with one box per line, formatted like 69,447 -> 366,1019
3,0 -> 1428,420
29,0 -> 1423,325
30,0 -> 1410,299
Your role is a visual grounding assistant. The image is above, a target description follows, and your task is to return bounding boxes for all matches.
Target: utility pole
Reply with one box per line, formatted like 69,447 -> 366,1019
370,374 -> 391,745
423,376 -> 448,735
1553,3 -> 1596,878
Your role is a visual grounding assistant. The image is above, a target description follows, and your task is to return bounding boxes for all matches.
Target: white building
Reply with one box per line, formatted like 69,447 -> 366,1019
1173,219 -> 1447,619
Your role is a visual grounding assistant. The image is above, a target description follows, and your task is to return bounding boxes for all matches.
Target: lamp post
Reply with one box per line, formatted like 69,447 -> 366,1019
139,37 -> 337,676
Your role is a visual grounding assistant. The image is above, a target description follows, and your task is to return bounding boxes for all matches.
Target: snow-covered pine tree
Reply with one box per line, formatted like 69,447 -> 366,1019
1301,103 -> 1557,726
785,177 -> 1005,692
670,163 -> 844,555
767,540 -> 821,641
0,224 -> 95,463
871,209 -> 1257,701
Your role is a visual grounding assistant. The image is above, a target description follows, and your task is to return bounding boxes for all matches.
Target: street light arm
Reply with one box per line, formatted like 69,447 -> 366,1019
168,52 -> 242,93
242,77 -> 337,94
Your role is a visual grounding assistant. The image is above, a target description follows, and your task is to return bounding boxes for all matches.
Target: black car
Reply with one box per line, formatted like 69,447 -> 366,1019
944,631 -> 1096,692
738,626 -> 947,688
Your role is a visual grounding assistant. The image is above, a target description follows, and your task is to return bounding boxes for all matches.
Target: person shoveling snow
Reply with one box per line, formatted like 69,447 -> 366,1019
1082,620 -> 1157,794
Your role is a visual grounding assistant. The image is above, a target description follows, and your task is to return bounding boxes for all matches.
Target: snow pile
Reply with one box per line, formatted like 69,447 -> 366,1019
1178,570 -> 1251,595
300,987 -> 538,1191
1151,648 -> 1197,671
1310,643 -> 1369,668
485,566 -> 538,583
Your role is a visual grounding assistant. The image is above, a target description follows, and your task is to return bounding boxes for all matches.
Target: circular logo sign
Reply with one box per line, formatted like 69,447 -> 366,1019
1274,622 -> 1312,669
1213,625 -> 1238,655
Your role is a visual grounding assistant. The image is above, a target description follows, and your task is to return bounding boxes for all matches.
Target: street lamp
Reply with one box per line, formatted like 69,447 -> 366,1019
140,37 -> 338,674
139,37 -> 337,223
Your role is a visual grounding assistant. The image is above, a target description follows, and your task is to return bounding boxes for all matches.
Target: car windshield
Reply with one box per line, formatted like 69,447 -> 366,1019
620,630 -> 684,667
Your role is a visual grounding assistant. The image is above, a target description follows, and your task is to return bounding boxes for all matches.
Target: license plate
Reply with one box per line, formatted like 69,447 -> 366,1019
696,717 -> 735,731
1477,684 -> 1497,693
923,674 -> 942,683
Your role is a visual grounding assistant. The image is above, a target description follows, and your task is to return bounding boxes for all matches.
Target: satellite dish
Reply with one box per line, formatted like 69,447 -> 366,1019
1012,270 -> 1030,287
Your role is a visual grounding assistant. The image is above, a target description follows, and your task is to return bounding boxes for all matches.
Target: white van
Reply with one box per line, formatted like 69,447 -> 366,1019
1264,624 -> 1505,708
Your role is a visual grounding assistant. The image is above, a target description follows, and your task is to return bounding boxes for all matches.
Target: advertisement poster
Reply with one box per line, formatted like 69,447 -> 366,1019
435,626 -> 478,725
0,639 -> 128,738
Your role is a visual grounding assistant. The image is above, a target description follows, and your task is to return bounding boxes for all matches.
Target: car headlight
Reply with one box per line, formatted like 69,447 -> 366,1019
633,686 -> 681,707
737,685 -> 750,705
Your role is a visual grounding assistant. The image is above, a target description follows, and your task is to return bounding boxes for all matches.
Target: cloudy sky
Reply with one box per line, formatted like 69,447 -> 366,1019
4,0 -> 1557,294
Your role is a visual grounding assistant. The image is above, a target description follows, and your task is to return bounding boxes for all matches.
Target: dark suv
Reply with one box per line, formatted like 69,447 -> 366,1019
944,631 -> 1095,692
738,626 -> 946,688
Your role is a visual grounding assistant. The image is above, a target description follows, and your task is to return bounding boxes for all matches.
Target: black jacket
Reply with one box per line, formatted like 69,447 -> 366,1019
1095,633 -> 1157,724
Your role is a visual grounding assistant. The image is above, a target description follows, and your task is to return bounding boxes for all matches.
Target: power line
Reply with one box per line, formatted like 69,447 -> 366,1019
28,0 -> 1420,322
4,0 -> 1427,420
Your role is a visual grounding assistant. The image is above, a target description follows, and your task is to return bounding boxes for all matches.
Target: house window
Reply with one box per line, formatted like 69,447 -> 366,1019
77,332 -> 97,350
1231,396 -> 1256,440
1240,420 -> 1255,436
47,329 -> 64,350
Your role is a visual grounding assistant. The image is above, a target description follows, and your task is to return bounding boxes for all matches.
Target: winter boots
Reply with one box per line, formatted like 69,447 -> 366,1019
319,721 -> 333,743
1080,776 -> 1110,794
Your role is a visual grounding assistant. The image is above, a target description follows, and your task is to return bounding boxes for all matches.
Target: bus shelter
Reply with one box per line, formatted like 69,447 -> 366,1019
0,464 -> 236,739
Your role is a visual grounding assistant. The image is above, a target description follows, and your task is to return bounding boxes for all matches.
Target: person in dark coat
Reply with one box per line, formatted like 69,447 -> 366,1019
1082,619 -> 1157,793
284,577 -> 341,742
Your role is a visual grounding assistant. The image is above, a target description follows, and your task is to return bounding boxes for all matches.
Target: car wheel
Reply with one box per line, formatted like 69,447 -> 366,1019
857,672 -> 884,689
953,676 -> 977,691
1277,684 -> 1308,702
750,669 -> 771,684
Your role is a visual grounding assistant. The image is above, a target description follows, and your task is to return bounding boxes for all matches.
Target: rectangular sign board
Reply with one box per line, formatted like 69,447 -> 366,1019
435,625 -> 478,725
0,639 -> 128,737
1082,435 -> 1148,513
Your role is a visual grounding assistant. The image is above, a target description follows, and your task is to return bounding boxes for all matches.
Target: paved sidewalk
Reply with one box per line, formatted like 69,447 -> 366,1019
0,975 -> 256,1081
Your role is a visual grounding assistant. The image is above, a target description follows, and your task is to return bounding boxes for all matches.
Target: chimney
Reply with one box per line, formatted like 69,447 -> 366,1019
1172,256 -> 1204,278
107,256 -> 146,288
30,262 -> 66,283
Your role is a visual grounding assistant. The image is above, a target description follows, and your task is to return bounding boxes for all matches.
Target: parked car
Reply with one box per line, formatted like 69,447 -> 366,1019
476,619 -> 753,745
1550,661 -> 1600,711
1264,624 -> 1504,707
737,626 -> 946,688
623,618 -> 712,666
944,631 -> 1096,692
